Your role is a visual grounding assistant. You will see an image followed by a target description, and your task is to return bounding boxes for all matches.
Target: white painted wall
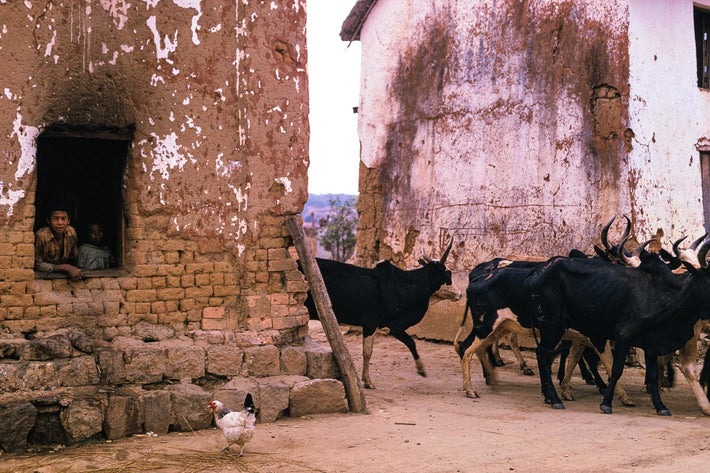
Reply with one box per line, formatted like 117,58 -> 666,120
357,0 -> 641,269
627,0 -> 710,240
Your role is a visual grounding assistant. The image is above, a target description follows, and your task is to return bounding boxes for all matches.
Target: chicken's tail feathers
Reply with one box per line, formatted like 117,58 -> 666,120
244,393 -> 255,413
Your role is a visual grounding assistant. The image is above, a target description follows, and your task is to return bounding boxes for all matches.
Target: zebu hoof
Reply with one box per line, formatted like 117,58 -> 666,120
561,391 -> 575,401
417,369 -> 427,378
657,409 -> 672,416
522,368 -> 534,376
364,381 -> 375,389
550,402 -> 565,410
465,390 -> 480,399
495,360 -> 505,367
600,404 -> 613,414
618,395 -> 636,407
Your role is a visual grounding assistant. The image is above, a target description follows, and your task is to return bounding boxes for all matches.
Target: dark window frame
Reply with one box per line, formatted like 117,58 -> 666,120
694,7 -> 710,89
33,127 -> 131,279
701,152 -> 710,234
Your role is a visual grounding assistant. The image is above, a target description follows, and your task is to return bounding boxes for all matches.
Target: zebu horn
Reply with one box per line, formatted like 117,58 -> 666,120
672,236 -> 688,257
620,215 -> 632,243
601,216 -> 616,251
690,233 -> 709,250
440,236 -> 453,264
619,235 -> 653,268
696,237 -> 710,269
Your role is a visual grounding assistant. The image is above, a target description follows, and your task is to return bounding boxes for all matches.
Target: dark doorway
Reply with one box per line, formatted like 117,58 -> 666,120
34,128 -> 131,270
701,152 -> 710,233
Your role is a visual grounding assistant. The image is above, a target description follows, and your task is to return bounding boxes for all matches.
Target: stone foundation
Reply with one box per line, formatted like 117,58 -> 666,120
0,329 -> 346,452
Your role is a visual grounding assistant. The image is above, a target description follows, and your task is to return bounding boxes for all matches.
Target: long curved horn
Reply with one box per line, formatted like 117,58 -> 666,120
620,215 -> 632,243
619,236 -> 653,268
632,239 -> 653,259
440,236 -> 453,264
672,236 -> 688,257
697,237 -> 710,269
690,233 -> 708,250
618,233 -> 632,266
601,216 -> 616,251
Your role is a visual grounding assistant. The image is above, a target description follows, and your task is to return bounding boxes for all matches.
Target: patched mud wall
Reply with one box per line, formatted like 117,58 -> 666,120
0,1 -> 352,450
356,0 -> 634,270
0,1 -> 309,339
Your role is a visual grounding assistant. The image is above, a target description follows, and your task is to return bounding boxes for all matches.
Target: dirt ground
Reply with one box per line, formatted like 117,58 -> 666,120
2,322 -> 710,473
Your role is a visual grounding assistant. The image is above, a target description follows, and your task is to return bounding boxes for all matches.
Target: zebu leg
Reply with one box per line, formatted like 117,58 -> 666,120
645,354 -> 671,416
507,333 -> 534,375
676,323 -> 710,416
362,328 -> 376,389
461,318 -> 524,398
391,331 -> 426,377
560,341 -> 585,401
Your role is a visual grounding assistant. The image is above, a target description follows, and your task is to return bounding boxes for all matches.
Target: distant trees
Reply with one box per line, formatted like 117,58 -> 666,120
319,197 -> 357,262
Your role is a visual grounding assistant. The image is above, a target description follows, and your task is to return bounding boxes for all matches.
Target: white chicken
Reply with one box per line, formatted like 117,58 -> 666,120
208,394 -> 256,456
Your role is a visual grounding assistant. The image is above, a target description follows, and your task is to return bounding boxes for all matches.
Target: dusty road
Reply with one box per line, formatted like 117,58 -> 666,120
2,323 -> 710,473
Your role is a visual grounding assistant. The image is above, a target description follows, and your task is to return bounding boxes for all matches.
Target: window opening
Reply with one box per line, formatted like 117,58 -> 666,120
701,152 -> 710,234
34,128 -> 131,277
694,7 -> 710,89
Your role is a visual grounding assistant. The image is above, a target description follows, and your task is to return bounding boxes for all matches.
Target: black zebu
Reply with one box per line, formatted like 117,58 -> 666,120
301,239 -> 453,388
523,240 -> 710,415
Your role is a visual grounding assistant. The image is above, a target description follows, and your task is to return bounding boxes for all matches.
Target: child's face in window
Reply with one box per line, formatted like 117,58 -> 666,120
88,224 -> 104,245
48,211 -> 69,236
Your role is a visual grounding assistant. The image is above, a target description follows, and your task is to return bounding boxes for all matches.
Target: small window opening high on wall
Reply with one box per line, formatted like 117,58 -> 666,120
695,7 -> 710,89
34,127 -> 131,276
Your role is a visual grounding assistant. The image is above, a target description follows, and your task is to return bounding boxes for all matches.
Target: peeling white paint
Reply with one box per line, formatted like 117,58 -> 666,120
44,30 -> 57,57
184,115 -> 201,134
145,132 -> 188,180
147,15 -> 178,63
275,176 -> 293,193
3,88 -> 13,100
120,44 -> 134,53
173,0 -> 203,45
150,73 -> 165,86
0,182 -> 25,217
11,112 -> 40,181
209,23 -> 222,33
100,0 -> 130,30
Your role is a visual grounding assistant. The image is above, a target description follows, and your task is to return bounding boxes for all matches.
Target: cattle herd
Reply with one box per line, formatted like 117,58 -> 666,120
300,216 -> 710,417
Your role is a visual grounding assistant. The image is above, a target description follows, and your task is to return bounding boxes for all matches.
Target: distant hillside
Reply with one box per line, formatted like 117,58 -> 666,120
302,193 -> 357,226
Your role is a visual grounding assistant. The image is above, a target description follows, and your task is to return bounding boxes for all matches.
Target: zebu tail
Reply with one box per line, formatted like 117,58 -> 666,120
453,303 -> 470,357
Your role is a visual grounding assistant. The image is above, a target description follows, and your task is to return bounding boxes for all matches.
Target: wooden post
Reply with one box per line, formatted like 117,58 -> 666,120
286,215 -> 367,413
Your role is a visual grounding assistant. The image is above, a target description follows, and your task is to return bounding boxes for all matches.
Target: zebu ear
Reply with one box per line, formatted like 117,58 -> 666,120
420,248 -> 433,264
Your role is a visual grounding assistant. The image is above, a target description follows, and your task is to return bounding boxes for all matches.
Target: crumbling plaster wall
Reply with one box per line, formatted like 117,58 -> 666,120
0,0 -> 309,339
625,0 -> 709,240
356,0 -> 637,270
0,1 -> 355,451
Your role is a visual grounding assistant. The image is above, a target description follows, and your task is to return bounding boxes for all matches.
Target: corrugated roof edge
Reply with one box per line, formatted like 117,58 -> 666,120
339,0 -> 379,42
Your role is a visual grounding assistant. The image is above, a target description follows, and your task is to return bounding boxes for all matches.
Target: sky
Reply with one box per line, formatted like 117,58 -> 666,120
306,0 -> 361,196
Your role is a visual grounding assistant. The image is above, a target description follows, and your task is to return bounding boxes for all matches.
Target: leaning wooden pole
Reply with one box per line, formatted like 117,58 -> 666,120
286,215 -> 367,414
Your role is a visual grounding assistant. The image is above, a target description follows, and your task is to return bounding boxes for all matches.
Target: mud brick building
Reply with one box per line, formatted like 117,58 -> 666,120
0,1 -> 346,452
342,0 -> 710,341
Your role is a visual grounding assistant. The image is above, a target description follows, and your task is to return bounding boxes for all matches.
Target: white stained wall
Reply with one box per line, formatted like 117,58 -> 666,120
627,0 -> 710,241
356,0 -> 710,269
